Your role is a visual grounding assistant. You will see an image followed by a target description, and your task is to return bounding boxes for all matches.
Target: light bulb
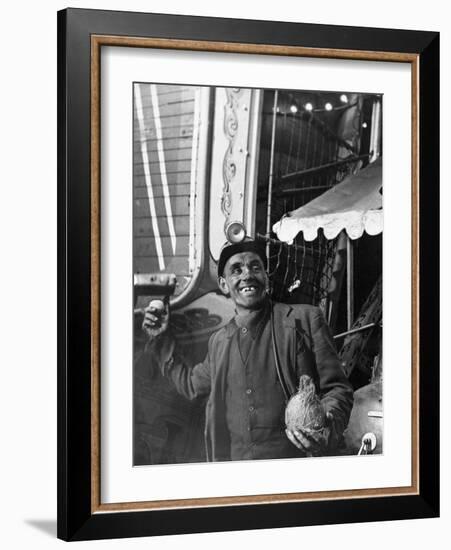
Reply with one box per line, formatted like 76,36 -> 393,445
290,104 -> 298,114
304,102 -> 313,111
225,221 -> 246,244
325,102 -> 333,111
340,94 -> 348,103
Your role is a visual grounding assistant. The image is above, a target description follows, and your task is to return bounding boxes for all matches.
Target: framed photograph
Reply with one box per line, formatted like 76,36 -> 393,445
57,8 -> 439,541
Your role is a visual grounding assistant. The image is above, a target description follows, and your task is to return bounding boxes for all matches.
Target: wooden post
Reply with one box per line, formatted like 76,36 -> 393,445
346,235 -> 354,331
266,90 -> 278,262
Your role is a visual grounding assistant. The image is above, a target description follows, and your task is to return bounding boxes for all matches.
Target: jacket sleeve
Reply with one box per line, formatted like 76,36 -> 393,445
146,332 -> 212,400
309,308 -> 354,436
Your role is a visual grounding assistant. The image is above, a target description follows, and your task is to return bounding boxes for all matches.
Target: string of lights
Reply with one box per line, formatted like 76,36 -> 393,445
274,93 -> 353,116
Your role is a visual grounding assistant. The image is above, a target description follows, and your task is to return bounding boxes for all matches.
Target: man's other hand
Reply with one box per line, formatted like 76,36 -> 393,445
285,411 -> 335,456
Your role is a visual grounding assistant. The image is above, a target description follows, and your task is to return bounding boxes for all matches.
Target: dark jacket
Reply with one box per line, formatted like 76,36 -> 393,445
154,302 -> 353,462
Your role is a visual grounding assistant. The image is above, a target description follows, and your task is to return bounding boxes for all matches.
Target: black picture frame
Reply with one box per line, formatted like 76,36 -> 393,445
57,7 -> 439,541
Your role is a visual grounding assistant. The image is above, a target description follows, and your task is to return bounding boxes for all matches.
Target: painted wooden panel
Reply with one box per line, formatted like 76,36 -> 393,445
209,88 -> 262,260
133,83 -> 197,282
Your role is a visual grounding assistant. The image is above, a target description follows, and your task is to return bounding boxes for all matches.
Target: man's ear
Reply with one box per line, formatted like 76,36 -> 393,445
218,276 -> 230,296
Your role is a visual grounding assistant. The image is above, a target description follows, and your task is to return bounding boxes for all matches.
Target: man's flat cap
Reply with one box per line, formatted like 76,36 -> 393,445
217,238 -> 267,277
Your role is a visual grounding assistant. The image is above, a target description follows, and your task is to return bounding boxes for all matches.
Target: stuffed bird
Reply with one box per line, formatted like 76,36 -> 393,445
285,375 -> 326,432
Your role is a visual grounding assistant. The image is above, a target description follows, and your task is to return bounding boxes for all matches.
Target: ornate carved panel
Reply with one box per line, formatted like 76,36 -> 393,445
209,88 -> 261,260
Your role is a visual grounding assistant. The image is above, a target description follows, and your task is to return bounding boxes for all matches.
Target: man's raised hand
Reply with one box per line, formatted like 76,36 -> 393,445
142,298 -> 170,341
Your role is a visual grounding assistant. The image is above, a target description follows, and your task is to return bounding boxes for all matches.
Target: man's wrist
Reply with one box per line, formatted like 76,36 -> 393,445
145,329 -> 173,353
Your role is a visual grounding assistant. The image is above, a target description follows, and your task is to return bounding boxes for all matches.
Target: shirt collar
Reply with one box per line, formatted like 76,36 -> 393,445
231,298 -> 270,339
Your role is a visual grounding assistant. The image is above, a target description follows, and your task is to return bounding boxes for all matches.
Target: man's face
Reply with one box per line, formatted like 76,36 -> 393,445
219,251 -> 268,312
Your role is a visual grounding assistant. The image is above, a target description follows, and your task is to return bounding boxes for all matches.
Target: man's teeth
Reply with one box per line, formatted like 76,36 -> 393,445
240,286 -> 257,293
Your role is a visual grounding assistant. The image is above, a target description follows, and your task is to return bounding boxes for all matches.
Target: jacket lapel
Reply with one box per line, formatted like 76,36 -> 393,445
272,303 -> 298,397
205,325 -> 233,461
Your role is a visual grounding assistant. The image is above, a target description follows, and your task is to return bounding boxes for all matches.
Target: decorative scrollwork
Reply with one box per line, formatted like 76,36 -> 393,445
221,88 -> 243,227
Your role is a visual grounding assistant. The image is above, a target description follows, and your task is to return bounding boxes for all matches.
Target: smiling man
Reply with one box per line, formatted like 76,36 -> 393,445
143,238 -> 353,462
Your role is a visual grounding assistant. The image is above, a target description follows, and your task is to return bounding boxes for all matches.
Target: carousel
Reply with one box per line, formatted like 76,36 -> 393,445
133,83 -> 383,463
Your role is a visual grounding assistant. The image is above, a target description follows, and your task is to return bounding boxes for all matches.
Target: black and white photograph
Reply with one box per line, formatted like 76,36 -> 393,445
0,0 -> 444,546
132,83 -> 383,466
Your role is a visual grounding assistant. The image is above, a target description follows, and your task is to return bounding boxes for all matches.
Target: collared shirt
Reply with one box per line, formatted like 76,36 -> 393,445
225,302 -> 303,460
